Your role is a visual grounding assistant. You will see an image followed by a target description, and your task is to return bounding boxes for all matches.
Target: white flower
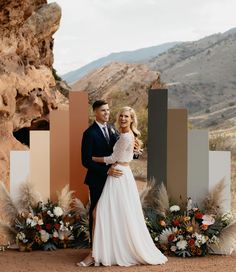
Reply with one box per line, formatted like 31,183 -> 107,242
202,215 -> 215,226
53,231 -> 59,238
208,235 -> 219,244
40,230 -> 49,243
111,128 -> 116,134
53,206 -> 63,217
16,232 -> 25,241
58,231 -> 65,240
154,236 -> 159,242
170,245 -> 177,252
159,227 -> 178,244
194,233 -> 207,247
178,235 -> 184,240
170,205 -> 180,212
38,219 -> 44,225
176,240 -> 188,250
221,212 -> 233,222
26,218 -> 37,227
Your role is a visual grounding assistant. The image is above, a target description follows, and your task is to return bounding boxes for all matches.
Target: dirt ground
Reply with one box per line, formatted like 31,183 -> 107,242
0,248 -> 236,272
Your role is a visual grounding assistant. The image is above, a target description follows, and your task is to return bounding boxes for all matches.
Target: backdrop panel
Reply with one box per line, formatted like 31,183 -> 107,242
147,89 -> 168,186
209,151 -> 231,212
187,130 -> 209,205
10,151 -> 30,201
30,131 -> 50,201
167,109 -> 187,203
69,90 -> 89,204
50,110 -> 69,201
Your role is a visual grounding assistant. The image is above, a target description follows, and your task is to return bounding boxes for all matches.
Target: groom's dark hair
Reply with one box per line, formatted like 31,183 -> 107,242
92,100 -> 108,111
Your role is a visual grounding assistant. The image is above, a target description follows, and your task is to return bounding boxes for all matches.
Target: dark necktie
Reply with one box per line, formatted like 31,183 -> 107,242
102,126 -> 110,144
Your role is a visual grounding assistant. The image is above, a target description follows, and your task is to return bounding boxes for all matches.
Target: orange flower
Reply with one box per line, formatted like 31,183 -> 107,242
159,220 -> 166,227
201,224 -> 208,230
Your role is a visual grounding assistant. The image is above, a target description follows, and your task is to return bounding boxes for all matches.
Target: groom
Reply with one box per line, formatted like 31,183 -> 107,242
81,100 -> 122,246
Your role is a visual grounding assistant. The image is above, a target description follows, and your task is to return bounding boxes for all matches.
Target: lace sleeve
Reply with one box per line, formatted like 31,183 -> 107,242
104,133 -> 132,165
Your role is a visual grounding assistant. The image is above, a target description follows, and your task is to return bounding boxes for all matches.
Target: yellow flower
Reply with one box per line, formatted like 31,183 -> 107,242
183,216 -> 191,222
186,226 -> 193,233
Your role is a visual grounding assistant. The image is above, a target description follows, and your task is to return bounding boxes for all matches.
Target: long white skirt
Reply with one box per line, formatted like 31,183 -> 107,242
92,165 -> 168,266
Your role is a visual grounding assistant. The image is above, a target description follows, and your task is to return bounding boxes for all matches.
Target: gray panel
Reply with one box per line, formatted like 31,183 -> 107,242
187,130 -> 209,205
147,89 -> 168,185
209,151 -> 231,212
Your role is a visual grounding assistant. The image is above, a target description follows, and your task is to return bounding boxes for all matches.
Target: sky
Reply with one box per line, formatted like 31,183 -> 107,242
48,0 -> 236,75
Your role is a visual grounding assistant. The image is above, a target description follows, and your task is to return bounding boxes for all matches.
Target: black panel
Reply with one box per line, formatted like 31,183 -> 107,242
147,89 -> 168,186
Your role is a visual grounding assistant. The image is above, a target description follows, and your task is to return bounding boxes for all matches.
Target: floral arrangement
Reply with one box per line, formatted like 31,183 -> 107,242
141,179 -> 236,257
15,201 -> 75,251
146,205 -> 233,257
0,182 -> 90,251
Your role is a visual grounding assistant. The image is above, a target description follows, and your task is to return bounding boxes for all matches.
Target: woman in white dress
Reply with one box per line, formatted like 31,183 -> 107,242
91,106 -> 168,266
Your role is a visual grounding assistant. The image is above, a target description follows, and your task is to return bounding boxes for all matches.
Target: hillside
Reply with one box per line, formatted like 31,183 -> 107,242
147,29 -> 236,130
62,42 -> 179,83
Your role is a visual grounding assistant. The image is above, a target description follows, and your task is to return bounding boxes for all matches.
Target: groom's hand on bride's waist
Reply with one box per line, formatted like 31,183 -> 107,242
107,164 -> 123,178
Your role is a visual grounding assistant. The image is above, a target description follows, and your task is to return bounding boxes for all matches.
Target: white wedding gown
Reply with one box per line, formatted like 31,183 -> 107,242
92,132 -> 168,266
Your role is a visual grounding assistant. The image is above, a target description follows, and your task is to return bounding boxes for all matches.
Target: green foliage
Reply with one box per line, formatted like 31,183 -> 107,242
52,68 -> 62,81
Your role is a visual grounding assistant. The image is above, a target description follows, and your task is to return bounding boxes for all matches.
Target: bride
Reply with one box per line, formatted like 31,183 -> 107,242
90,106 -> 168,266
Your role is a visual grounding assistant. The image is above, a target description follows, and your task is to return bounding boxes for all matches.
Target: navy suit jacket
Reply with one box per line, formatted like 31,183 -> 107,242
81,122 -> 119,190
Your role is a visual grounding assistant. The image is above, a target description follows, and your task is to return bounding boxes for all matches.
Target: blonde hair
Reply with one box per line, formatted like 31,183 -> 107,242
115,106 -> 141,137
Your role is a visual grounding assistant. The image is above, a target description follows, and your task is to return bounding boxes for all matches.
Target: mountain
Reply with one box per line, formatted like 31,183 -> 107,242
147,28 -> 236,130
62,42 -> 180,83
71,27 -> 236,133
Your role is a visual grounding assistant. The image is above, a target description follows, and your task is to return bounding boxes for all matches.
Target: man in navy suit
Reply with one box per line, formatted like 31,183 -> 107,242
81,100 -> 122,246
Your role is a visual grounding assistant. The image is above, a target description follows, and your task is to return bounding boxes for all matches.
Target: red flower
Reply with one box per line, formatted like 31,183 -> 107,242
172,219 -> 180,227
36,225 -> 42,231
188,239 -> 195,247
54,223 -> 60,230
46,223 -> 52,230
195,211 -> 203,219
168,234 -> 176,242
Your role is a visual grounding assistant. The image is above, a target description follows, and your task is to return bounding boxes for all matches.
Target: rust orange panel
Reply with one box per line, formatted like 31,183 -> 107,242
50,110 -> 69,202
69,90 -> 89,205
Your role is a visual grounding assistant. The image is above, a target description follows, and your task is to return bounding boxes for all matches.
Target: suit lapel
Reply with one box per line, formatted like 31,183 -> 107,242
93,122 -> 109,145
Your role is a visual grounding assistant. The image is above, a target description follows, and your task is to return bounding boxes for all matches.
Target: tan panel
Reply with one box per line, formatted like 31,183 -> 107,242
50,110 -> 69,201
167,109 -> 187,203
30,131 -> 50,201
69,90 -> 89,204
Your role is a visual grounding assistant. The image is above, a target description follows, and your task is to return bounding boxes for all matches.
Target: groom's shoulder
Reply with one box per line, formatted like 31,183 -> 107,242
83,122 -> 97,135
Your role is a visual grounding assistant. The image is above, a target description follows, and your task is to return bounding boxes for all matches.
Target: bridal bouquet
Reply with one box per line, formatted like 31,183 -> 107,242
141,179 -> 236,257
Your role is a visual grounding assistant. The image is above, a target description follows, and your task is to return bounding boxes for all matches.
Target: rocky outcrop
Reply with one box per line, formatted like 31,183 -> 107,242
72,61 -> 162,111
0,0 -> 68,188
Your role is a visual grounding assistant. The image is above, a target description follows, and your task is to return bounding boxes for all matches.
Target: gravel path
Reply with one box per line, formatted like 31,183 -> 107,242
0,248 -> 235,272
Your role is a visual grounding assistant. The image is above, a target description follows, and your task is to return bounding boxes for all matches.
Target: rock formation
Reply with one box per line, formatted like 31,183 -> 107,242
0,0 -> 68,188
73,61 -> 162,111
